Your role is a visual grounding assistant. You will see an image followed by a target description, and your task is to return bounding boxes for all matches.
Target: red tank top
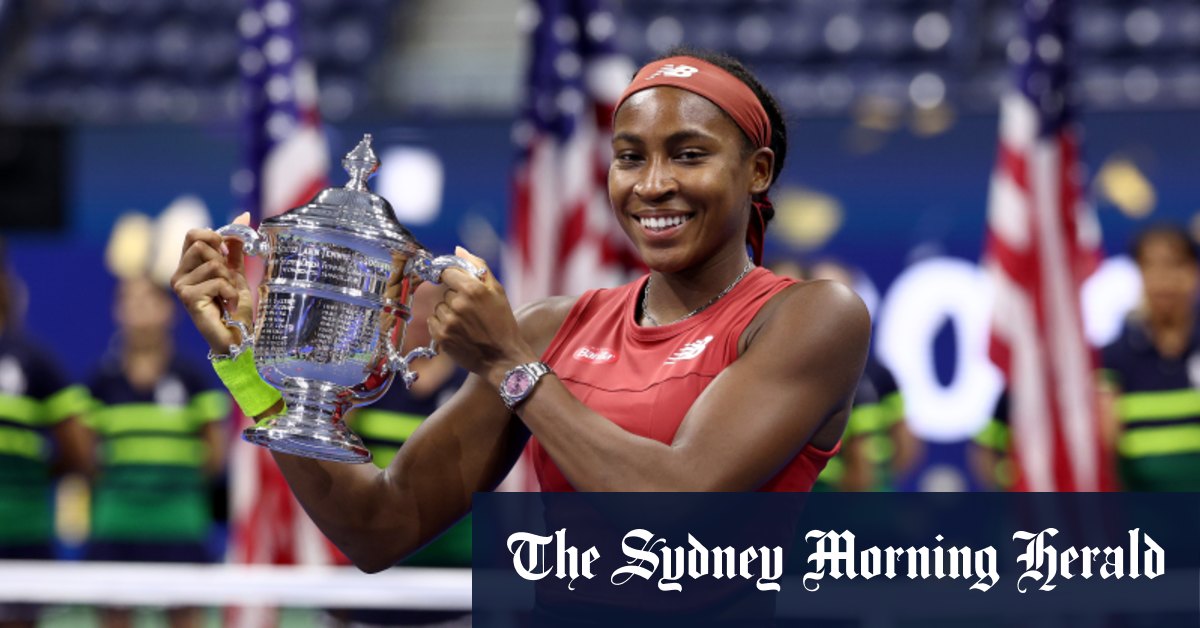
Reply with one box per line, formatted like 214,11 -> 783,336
530,267 -> 839,492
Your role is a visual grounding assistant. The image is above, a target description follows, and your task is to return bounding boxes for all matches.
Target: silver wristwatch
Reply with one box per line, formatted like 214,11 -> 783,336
499,362 -> 552,411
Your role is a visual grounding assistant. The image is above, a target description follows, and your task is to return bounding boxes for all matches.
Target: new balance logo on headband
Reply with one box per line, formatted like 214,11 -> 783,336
646,64 -> 699,80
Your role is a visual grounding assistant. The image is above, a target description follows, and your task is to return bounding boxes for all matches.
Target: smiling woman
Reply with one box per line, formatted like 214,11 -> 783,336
610,51 -> 787,272
171,48 -> 871,575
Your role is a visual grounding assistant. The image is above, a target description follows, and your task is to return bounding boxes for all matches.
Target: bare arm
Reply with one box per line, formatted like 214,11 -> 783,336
969,444 -> 1006,491
434,260 -> 872,492
201,421 -> 225,477
1097,375 -> 1121,460
170,223 -> 574,571
51,416 -> 95,478
888,421 -> 922,477
839,436 -> 874,492
270,374 -> 525,571
272,298 -> 574,571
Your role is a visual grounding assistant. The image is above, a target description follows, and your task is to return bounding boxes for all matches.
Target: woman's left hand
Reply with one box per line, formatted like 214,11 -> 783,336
429,247 -> 536,381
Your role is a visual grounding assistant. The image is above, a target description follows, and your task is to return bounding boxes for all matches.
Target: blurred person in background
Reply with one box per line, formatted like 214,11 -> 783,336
772,257 -> 921,491
330,282 -> 471,628
969,391 -> 1012,491
0,240 -> 93,628
1100,224 -> 1200,491
83,275 -> 229,628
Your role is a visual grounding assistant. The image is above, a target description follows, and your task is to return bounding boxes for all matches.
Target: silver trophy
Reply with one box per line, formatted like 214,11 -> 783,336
215,134 -> 481,464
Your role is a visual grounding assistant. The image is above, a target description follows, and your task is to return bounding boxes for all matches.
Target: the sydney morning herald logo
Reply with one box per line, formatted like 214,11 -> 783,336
506,527 -> 1163,593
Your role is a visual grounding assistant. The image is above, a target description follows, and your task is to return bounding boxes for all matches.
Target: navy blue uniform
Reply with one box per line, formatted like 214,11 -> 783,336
1101,316 -> 1200,491
0,333 -> 90,554
85,355 -> 228,561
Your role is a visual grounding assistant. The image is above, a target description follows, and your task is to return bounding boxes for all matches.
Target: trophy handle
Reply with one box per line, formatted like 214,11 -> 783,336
405,252 -> 485,284
389,253 -> 485,388
212,223 -> 269,351
390,343 -> 438,389
215,223 -> 270,257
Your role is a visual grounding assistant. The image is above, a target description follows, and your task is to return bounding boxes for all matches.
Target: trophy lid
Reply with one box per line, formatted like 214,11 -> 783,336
262,134 -> 424,252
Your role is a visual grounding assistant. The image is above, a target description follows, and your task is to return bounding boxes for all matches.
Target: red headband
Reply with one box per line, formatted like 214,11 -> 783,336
615,56 -> 774,265
615,56 -> 771,149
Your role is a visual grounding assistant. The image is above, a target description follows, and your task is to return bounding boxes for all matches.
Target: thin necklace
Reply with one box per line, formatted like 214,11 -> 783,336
641,260 -> 755,327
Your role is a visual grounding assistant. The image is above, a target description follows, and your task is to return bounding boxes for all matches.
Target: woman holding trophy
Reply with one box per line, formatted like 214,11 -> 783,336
172,50 -> 869,572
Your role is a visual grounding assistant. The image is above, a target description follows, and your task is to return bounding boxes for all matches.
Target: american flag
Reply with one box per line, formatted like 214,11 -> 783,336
503,0 -> 641,307
984,0 -> 1113,492
237,0 -> 329,220
230,0 -> 341,580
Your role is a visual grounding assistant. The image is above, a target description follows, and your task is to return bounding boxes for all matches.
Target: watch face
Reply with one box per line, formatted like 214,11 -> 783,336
504,369 -> 534,398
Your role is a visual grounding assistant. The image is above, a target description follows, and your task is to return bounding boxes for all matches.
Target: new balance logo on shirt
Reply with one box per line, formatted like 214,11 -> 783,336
665,336 -> 714,365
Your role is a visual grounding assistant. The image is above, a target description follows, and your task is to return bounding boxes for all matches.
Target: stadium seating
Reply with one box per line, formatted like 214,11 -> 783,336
0,0 -> 1195,122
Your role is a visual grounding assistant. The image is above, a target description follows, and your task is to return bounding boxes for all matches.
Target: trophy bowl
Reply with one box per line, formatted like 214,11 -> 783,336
215,134 -> 480,463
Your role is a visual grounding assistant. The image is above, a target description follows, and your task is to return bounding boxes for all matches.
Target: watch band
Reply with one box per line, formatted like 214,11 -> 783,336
500,361 -> 552,411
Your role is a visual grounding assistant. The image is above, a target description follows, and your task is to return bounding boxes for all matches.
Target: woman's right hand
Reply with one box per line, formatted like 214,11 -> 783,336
171,212 -> 255,354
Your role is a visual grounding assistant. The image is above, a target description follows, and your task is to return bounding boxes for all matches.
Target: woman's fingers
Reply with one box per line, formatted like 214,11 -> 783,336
432,300 -> 455,327
427,304 -> 448,342
173,230 -> 247,317
180,227 -> 224,258
453,246 -> 489,277
176,263 -> 240,314
175,253 -> 236,293
178,277 -> 240,314
175,258 -> 238,309
445,288 -> 475,314
177,223 -> 253,283
173,222 -> 258,353
175,234 -> 227,280
175,225 -> 256,297
224,212 -> 253,273
177,276 -> 242,347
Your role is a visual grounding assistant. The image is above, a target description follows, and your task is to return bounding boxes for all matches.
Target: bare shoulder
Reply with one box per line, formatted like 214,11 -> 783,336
746,278 -> 871,365
781,278 -> 870,328
514,295 -> 580,356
